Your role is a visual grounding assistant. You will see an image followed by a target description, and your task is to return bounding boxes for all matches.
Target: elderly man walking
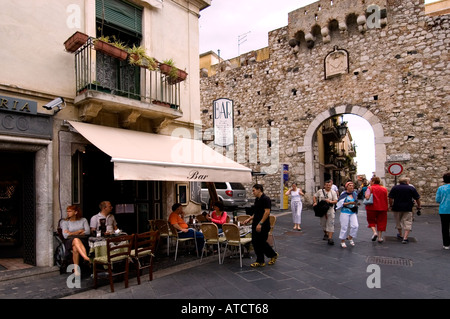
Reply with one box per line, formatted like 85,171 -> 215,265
388,177 -> 421,244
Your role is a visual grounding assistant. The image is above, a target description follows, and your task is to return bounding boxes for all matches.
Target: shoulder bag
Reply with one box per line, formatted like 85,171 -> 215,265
363,187 -> 374,205
314,190 -> 330,217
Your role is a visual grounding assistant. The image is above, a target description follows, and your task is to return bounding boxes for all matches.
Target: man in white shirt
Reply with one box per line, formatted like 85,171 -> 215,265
90,201 -> 118,235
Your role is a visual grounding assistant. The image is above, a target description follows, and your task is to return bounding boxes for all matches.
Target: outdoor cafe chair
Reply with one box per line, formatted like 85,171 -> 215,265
222,223 -> 252,268
236,215 -> 251,225
93,234 -> 134,293
131,230 -> 159,284
168,223 -> 198,261
150,219 -> 172,256
200,223 -> 226,264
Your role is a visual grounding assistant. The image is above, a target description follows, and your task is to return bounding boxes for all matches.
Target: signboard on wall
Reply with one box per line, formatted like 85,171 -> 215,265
281,164 -> 289,210
213,98 -> 234,146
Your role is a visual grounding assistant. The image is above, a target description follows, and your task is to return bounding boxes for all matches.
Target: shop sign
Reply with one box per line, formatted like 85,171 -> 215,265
213,98 -> 234,146
0,111 -> 52,139
0,95 -> 38,115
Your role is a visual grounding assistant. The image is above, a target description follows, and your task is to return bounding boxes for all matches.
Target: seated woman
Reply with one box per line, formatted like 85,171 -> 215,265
61,205 -> 91,275
206,201 -> 228,231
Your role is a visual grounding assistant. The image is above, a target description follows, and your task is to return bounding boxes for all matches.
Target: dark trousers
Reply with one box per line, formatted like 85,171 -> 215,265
178,228 -> 205,252
252,229 -> 276,263
440,214 -> 450,247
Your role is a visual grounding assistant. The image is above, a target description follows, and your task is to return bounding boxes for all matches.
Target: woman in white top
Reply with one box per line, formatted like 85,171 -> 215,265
61,205 -> 91,275
285,183 -> 305,231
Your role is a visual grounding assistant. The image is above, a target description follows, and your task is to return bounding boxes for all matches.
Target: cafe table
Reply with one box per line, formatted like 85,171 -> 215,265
88,232 -> 128,261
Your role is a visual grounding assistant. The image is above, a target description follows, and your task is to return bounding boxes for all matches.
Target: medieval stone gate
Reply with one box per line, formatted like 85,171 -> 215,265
200,0 -> 449,205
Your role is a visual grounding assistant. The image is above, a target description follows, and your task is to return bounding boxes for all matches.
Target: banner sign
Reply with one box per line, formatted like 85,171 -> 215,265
213,98 -> 234,146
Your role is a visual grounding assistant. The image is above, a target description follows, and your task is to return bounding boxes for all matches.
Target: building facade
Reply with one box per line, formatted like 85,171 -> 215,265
0,0 -> 210,267
200,0 -> 449,205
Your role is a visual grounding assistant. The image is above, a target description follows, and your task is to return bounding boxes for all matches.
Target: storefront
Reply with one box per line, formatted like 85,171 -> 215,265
58,121 -> 252,240
0,95 -> 53,266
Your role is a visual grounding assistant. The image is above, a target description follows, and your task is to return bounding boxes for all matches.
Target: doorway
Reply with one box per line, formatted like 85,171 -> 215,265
0,152 -> 35,263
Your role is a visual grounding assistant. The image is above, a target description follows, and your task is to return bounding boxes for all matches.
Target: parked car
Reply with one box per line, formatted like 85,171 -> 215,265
201,182 -> 248,210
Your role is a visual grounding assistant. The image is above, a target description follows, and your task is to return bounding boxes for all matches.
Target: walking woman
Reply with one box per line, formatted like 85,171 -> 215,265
285,183 -> 305,231
365,176 -> 389,243
436,172 -> 450,250
337,181 -> 359,248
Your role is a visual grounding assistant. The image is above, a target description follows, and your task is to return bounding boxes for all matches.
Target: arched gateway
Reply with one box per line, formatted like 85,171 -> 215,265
300,105 -> 389,197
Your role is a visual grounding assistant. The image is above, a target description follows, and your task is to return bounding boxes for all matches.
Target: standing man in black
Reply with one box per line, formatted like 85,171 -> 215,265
244,184 -> 278,267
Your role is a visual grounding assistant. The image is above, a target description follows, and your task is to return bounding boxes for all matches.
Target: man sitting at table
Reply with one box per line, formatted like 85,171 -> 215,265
169,203 -> 204,254
90,201 -> 118,236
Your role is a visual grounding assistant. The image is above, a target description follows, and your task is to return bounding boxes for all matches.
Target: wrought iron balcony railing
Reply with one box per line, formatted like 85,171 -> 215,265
74,38 -> 181,111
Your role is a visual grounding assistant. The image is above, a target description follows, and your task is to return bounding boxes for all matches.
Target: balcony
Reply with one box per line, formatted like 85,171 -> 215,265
73,38 -> 183,127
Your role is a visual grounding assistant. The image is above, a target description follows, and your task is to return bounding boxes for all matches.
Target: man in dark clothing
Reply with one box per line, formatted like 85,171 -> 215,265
389,177 -> 421,244
244,184 -> 278,267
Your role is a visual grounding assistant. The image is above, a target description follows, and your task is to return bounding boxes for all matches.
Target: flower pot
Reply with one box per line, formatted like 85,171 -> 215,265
152,100 -> 171,107
94,40 -> 128,61
159,63 -> 188,84
64,31 -> 89,53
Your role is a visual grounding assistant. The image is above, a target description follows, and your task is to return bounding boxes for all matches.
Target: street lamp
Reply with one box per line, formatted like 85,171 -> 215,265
337,121 -> 348,139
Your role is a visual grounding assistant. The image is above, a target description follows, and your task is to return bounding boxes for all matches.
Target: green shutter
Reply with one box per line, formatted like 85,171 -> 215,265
96,0 -> 142,36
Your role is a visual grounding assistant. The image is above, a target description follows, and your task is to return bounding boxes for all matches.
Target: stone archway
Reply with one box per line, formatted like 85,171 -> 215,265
299,105 -> 391,198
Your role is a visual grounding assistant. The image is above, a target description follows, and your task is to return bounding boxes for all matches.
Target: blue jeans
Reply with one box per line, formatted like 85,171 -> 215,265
178,228 -> 204,252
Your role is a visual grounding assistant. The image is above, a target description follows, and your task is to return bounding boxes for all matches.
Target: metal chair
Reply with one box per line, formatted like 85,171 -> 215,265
93,234 -> 134,293
168,223 -> 198,261
131,230 -> 159,284
222,223 -> 252,267
200,223 -> 226,264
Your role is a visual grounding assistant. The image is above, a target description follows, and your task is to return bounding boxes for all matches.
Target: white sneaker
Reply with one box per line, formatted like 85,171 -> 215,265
444,246 -> 450,250
341,242 -> 347,248
349,239 -> 355,246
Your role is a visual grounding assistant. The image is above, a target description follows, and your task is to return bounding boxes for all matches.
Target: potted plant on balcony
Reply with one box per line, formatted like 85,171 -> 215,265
128,45 -> 157,70
159,59 -> 188,84
64,31 -> 89,53
93,36 -> 128,61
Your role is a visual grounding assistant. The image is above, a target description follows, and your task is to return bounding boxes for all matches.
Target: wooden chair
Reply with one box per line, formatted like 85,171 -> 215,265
131,231 -> 159,284
93,234 -> 134,293
222,223 -> 252,267
268,215 -> 277,250
200,223 -> 226,264
168,223 -> 198,261
150,219 -> 172,256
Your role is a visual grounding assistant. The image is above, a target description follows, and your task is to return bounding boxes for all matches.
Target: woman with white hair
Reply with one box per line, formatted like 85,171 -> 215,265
337,181 -> 359,248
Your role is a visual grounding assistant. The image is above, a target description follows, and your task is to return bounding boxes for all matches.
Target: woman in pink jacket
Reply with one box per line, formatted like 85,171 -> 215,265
365,176 -> 389,243
206,201 -> 228,231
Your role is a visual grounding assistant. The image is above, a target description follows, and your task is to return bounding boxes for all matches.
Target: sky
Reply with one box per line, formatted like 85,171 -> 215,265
199,0 -> 438,178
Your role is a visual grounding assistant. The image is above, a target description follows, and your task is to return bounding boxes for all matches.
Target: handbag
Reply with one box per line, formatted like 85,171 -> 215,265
363,193 -> 373,205
314,190 -> 330,217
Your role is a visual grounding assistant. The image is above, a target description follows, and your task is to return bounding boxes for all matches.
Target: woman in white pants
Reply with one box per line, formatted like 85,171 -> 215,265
285,183 -> 304,230
337,182 -> 359,248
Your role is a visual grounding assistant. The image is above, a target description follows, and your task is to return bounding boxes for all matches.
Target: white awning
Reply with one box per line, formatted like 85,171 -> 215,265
69,121 -> 252,183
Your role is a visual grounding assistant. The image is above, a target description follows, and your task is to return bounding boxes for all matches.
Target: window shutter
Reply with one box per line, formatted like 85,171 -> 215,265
96,0 -> 142,36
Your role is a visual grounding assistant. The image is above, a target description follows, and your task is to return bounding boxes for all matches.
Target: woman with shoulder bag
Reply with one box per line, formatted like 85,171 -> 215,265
313,180 -> 338,245
365,176 -> 389,243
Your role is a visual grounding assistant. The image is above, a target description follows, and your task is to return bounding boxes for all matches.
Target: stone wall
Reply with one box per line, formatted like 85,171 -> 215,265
200,0 -> 449,205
